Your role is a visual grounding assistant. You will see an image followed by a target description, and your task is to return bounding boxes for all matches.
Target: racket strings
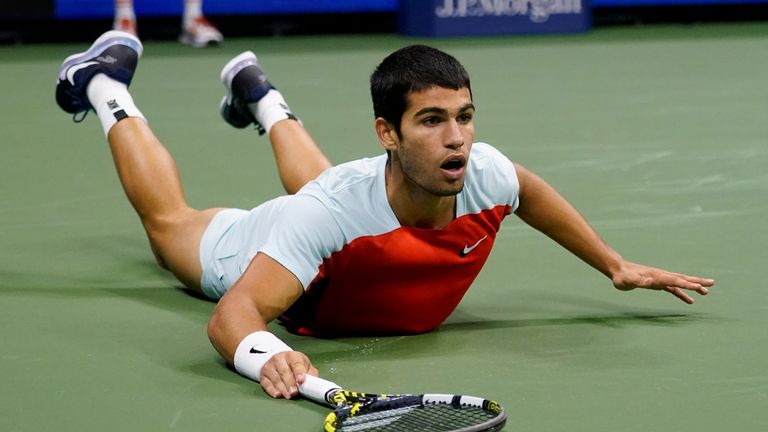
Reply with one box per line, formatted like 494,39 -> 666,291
336,404 -> 500,432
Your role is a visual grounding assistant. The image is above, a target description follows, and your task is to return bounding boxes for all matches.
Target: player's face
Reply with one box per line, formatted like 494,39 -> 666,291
394,86 -> 475,197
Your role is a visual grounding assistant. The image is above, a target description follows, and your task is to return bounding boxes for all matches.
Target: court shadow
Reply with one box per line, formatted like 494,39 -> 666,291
439,311 -> 711,333
101,286 -> 215,323
0,233 -> 173,290
0,281 -> 215,325
0,231 -> 216,322
302,286 -> 723,364
439,286 -> 722,333
302,311 -> 714,363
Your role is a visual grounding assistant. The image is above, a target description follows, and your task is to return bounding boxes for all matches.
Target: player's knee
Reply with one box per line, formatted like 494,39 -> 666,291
141,209 -> 189,242
143,223 -> 170,253
141,213 -> 183,262
150,244 -> 170,270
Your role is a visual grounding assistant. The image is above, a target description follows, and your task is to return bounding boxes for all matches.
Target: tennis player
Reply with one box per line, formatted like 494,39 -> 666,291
56,31 -> 715,401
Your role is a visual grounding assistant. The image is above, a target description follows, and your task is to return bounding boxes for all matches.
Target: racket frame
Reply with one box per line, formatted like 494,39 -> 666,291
299,375 -> 507,432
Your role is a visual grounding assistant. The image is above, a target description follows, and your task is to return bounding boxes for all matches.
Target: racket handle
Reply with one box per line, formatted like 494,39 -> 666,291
299,374 -> 342,405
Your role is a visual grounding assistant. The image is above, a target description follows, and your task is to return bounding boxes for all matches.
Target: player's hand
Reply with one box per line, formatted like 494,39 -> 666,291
611,260 -> 714,304
260,351 -> 319,400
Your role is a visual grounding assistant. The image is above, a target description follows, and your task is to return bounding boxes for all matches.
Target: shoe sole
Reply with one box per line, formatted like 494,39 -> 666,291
58,30 -> 143,82
220,51 -> 258,88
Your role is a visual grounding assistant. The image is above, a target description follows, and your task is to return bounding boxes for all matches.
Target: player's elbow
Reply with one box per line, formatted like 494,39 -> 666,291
207,308 -> 220,342
206,306 -> 231,363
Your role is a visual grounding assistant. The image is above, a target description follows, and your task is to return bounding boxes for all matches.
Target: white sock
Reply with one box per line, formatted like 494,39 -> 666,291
247,89 -> 297,135
183,0 -> 203,27
86,73 -> 146,137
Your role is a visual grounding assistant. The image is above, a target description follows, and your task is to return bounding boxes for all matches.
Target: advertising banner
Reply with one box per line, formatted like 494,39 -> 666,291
400,0 -> 592,36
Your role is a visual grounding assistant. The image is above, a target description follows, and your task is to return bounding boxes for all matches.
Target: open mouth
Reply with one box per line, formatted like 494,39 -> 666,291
440,156 -> 466,178
441,159 -> 463,170
441,157 -> 465,170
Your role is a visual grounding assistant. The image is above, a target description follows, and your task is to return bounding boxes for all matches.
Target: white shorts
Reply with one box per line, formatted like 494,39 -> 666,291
199,208 -> 248,299
198,196 -> 292,300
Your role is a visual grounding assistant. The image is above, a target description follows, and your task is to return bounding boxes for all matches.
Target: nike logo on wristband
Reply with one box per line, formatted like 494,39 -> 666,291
459,235 -> 488,257
250,347 -> 268,354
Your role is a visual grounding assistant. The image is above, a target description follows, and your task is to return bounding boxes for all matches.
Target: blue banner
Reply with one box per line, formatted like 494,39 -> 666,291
593,0 -> 767,5
54,0 -> 768,20
400,0 -> 592,37
55,0 -> 398,19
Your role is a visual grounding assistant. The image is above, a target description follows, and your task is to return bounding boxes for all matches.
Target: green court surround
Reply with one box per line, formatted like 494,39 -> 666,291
1,23 -> 766,431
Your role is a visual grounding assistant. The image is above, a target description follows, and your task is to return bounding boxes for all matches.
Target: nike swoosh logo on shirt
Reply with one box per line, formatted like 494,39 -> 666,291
66,61 -> 99,85
459,235 -> 488,257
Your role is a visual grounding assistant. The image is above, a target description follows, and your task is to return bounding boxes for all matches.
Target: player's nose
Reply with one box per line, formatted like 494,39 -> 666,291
444,119 -> 464,149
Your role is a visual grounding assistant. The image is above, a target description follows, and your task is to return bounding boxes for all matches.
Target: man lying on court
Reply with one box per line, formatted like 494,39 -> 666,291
56,31 -> 715,400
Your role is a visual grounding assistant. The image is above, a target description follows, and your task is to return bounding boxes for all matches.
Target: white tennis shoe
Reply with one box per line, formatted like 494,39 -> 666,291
179,16 -> 223,48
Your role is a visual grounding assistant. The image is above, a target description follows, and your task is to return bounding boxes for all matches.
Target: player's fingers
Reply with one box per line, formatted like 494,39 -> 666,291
661,269 -> 715,288
648,272 -> 708,294
307,364 -> 320,377
260,375 -> 285,399
692,284 -> 709,295
684,275 -> 715,288
671,277 -> 710,295
665,271 -> 715,287
274,355 -> 301,399
289,356 -> 309,384
261,357 -> 294,399
664,286 -> 695,304
295,365 -> 320,385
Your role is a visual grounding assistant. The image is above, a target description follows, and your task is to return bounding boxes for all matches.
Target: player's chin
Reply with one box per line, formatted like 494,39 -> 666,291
433,182 -> 464,196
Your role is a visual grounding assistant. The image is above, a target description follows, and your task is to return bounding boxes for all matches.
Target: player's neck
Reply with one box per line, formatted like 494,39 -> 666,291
385,163 -> 456,229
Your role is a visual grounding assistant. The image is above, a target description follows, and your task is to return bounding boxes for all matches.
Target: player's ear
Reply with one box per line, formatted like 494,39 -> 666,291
375,117 -> 398,152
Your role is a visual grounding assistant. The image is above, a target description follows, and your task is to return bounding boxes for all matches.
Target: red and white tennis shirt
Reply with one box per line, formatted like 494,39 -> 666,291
204,142 -> 520,336
270,142 -> 520,336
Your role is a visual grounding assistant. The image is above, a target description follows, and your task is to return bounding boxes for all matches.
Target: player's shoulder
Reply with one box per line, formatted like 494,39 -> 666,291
467,142 -> 517,178
308,154 -> 386,195
462,142 -> 520,211
296,154 -> 392,220
469,142 -> 511,165
291,153 -> 397,238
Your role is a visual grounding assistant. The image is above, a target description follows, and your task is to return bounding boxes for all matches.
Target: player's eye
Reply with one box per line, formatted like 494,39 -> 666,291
422,116 -> 441,126
457,112 -> 473,124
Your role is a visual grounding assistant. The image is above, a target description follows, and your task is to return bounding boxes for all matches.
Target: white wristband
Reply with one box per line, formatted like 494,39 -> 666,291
233,331 -> 293,382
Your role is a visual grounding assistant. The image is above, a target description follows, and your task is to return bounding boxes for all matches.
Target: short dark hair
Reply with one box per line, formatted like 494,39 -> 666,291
370,45 -> 472,136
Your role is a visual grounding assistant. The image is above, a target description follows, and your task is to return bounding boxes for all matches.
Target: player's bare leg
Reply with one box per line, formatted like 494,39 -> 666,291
219,51 -> 332,194
105,118 -> 221,291
267,120 -> 331,194
56,30 -> 217,294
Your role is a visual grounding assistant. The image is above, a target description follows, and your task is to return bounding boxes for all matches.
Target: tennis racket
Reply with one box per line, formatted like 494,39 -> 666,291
299,374 -> 507,432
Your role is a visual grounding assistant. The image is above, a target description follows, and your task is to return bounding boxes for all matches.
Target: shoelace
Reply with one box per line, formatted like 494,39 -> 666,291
73,110 -> 90,123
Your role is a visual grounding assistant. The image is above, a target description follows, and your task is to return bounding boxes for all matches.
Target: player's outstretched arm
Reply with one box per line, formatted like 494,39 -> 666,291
512,163 -> 714,303
207,252 -> 318,399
